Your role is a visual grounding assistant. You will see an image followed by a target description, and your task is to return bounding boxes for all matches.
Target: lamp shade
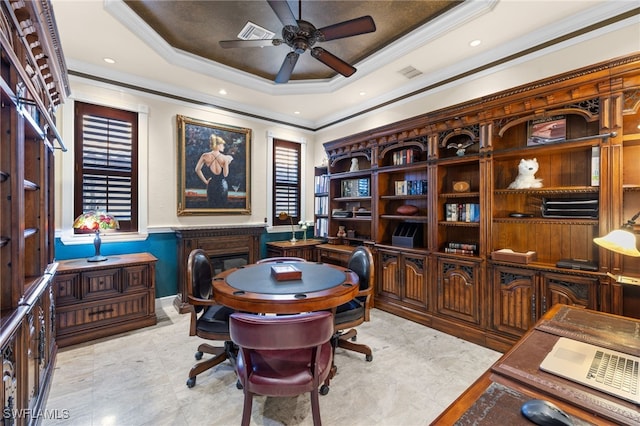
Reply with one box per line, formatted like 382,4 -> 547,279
73,211 -> 119,234
593,229 -> 640,257
72,211 -> 119,262
278,211 -> 297,243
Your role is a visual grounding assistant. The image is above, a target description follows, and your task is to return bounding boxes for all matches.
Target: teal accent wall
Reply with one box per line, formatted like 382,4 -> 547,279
55,232 -> 178,298
54,229 -> 311,298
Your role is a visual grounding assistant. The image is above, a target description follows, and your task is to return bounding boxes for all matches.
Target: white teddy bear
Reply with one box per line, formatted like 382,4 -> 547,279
508,158 -> 543,189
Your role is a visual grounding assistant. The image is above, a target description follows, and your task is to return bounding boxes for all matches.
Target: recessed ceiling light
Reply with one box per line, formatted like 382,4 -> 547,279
294,111 -> 300,115
103,57 -> 116,64
219,89 -> 227,95
359,92 -> 366,96
469,39 -> 481,47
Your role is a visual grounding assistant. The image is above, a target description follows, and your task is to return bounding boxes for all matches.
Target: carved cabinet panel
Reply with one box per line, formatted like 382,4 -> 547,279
436,257 -> 482,325
492,264 -> 599,339
492,265 -> 537,337
376,248 -> 428,312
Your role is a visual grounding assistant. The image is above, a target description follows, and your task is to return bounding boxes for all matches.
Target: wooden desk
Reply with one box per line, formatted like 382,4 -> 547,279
212,262 -> 359,314
315,243 -> 355,267
431,304 -> 640,425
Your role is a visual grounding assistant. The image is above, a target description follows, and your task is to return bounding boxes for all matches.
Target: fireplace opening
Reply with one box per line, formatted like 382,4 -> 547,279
210,253 -> 249,275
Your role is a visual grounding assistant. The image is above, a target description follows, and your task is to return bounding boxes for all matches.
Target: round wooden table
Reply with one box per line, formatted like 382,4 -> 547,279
212,261 -> 359,314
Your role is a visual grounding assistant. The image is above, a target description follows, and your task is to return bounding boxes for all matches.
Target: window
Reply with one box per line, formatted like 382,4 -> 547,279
272,139 -> 301,226
74,102 -> 138,232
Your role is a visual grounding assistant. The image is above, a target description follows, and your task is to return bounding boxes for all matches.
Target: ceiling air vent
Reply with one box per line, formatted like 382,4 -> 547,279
398,65 -> 422,79
237,22 -> 275,40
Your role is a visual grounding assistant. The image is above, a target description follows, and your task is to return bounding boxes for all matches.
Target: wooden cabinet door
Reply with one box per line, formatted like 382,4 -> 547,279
437,257 -> 481,324
377,249 -> 401,301
402,253 -> 428,311
492,265 -> 537,337
540,272 -> 598,314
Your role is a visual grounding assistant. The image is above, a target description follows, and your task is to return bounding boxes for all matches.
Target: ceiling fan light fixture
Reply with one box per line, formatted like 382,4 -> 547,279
223,0 -> 376,83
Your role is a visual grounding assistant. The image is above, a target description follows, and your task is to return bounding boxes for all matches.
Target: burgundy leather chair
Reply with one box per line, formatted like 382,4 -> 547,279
185,249 -> 235,388
229,311 -> 334,426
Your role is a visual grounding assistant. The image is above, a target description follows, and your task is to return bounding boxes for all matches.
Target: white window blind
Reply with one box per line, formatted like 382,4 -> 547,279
75,102 -> 138,231
273,140 -> 301,222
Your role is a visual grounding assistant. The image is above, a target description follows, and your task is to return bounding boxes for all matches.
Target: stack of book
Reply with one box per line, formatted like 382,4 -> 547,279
445,203 -> 480,222
395,179 -> 428,195
314,174 -> 329,194
314,196 -> 328,215
392,148 -> 418,165
444,242 -> 477,255
314,218 -> 328,238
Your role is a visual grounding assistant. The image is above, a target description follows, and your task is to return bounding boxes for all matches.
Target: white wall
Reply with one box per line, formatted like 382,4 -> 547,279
54,79 -> 315,237
55,20 -> 639,237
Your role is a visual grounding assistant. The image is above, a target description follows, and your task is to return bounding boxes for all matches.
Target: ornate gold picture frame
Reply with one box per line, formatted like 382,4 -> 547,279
177,115 -> 251,215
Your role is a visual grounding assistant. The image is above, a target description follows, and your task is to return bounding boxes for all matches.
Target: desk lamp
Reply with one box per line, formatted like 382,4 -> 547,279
278,211 -> 297,243
73,211 -> 119,262
593,210 -> 640,285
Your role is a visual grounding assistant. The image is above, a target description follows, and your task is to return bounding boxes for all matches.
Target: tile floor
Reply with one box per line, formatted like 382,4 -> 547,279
43,297 -> 501,426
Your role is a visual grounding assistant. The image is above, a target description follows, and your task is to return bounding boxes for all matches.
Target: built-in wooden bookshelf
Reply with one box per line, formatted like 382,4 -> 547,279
323,53 -> 640,351
0,1 -> 69,423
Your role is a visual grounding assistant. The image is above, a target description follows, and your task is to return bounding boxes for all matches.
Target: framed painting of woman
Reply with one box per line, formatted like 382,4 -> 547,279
177,115 -> 251,215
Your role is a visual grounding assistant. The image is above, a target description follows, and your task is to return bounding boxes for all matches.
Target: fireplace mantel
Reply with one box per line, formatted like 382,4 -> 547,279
172,224 -> 265,313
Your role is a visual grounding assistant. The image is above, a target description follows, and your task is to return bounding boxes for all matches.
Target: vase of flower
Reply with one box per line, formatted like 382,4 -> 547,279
298,220 -> 313,242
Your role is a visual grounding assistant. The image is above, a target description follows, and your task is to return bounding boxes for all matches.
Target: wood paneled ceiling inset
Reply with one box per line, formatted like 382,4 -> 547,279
123,0 -> 462,81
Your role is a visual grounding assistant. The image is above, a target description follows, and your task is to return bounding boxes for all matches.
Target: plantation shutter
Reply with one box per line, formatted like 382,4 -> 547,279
273,139 -> 301,224
74,102 -> 138,231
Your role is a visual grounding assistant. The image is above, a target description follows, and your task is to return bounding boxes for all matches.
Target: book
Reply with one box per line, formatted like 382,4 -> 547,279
271,265 -> 302,281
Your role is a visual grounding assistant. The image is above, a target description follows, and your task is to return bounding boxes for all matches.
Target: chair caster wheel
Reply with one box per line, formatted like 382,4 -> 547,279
351,336 -> 357,342
366,354 -> 373,362
186,377 -> 196,388
195,351 -> 203,360
236,380 -> 243,390
320,385 -> 330,395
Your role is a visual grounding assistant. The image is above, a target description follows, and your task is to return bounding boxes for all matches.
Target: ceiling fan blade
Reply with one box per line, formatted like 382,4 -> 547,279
311,47 -> 356,78
275,52 -> 299,84
318,16 -> 376,41
219,39 -> 282,48
267,0 -> 298,27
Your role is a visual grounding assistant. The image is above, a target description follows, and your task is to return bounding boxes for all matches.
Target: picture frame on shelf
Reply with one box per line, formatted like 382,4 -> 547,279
177,115 -> 251,215
527,115 -> 566,146
341,178 -> 370,197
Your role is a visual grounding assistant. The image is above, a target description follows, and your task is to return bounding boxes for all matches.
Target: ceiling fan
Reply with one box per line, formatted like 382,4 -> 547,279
219,0 -> 376,84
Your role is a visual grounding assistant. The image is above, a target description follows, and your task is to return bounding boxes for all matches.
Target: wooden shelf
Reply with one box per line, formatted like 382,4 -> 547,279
380,214 -> 428,221
380,194 -> 427,200
439,191 -> 480,198
438,221 -> 480,227
494,186 -> 598,195
493,217 -> 598,225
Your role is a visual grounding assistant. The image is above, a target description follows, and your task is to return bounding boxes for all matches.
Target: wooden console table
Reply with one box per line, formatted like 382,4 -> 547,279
431,304 -> 640,425
266,239 -> 325,261
53,253 -> 157,347
173,225 -> 264,313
